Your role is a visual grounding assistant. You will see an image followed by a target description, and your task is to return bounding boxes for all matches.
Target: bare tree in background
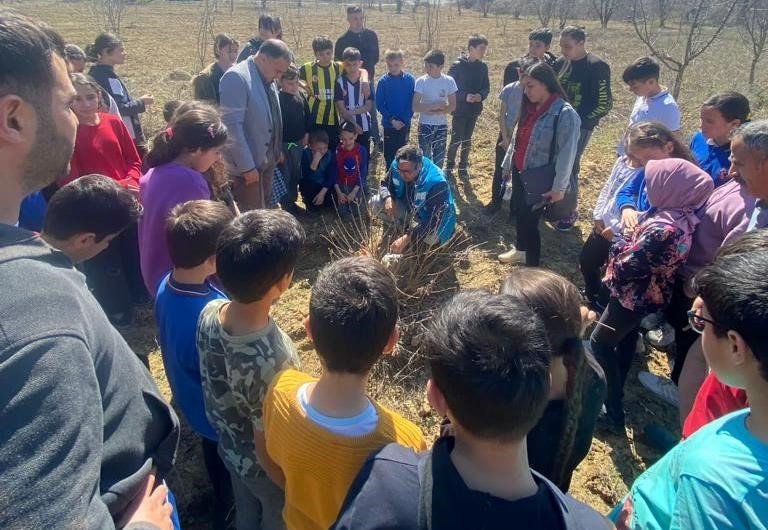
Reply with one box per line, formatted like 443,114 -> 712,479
631,0 -> 739,99
532,0 -> 558,26
557,0 -> 573,27
91,0 -> 127,33
479,0 -> 494,16
591,0 -> 620,28
195,0 -> 217,71
740,0 -> 768,85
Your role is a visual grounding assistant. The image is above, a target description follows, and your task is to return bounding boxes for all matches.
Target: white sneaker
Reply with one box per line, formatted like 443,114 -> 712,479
498,247 -> 526,264
638,371 -> 680,408
646,322 -> 676,349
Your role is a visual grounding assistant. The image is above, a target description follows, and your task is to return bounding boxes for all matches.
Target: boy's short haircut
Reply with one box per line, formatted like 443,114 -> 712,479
165,200 -> 234,269
395,144 -> 423,165
384,49 -> 404,62
213,33 -> 238,59
258,14 -> 282,33
622,56 -> 660,84
281,64 -> 299,81
312,36 -> 334,53
43,174 -> 142,241
216,210 -> 305,303
423,290 -> 552,441
467,34 -> 489,49
346,5 -> 363,16
309,256 -> 398,374
561,25 -> 587,42
308,129 -> 329,145
693,246 -> 768,381
423,49 -> 445,67
339,121 -> 358,135
342,46 -> 362,62
163,100 -> 183,123
529,28 -> 553,45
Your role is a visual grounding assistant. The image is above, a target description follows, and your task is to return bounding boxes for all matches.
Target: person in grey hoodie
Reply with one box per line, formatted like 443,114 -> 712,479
0,12 -> 179,530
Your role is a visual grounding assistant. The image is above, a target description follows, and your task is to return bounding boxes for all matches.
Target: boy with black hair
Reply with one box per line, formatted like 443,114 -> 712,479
279,66 -> 311,214
553,25 -> 613,231
264,256 -> 427,530
41,174 -> 142,264
301,37 -> 343,151
155,200 -> 234,527
237,14 -> 283,62
503,27 -> 556,85
300,129 -> 336,210
618,56 -> 680,154
335,47 -> 373,154
413,49 -> 457,169
197,209 -> 306,530
611,248 -> 768,529
377,49 -> 415,168
332,290 -> 609,530
446,34 -> 490,179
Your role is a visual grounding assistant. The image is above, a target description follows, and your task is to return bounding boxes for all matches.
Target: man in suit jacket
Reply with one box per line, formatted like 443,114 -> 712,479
220,39 -> 291,210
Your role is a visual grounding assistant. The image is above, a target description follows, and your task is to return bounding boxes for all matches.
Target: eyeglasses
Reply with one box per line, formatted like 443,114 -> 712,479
686,309 -> 718,334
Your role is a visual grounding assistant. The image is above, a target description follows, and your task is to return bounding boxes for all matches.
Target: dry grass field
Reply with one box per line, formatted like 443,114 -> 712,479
13,0 -> 768,526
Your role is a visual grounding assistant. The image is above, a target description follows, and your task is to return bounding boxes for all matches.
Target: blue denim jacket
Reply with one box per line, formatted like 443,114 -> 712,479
501,98 -> 581,193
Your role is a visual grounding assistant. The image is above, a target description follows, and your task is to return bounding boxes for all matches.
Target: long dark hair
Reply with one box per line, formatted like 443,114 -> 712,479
500,268 -> 587,488
625,121 -> 694,163
85,32 -> 121,61
520,62 -> 567,118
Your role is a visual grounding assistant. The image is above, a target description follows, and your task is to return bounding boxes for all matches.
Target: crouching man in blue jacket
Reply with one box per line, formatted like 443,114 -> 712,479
370,144 -> 456,253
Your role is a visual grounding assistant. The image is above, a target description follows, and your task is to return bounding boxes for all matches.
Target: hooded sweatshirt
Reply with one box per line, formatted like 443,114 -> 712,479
0,224 -> 179,529
447,55 -> 490,116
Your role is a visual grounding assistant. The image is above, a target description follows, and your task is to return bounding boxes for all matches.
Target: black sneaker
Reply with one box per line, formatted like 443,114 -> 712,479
484,202 -> 501,215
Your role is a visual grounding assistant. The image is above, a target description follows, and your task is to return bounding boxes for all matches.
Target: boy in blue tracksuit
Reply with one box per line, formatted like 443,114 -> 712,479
370,144 -> 456,253
154,200 -> 235,527
376,49 -> 415,168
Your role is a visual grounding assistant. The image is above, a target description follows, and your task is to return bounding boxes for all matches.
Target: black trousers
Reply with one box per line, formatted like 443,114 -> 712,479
383,126 -> 410,169
664,277 -> 698,384
511,168 -> 544,266
590,297 -> 643,420
81,222 -> 147,318
491,132 -> 507,205
580,231 -> 612,305
299,179 -> 333,210
201,438 -> 233,526
446,114 -> 479,170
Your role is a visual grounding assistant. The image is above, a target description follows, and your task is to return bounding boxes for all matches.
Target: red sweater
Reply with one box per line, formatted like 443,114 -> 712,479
60,113 -> 142,189
682,371 -> 748,438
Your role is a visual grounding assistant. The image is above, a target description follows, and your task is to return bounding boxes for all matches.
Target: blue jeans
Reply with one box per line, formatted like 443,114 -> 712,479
418,123 -> 448,168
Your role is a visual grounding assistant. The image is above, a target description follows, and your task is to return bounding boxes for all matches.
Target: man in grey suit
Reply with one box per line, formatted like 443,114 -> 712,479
220,39 -> 291,210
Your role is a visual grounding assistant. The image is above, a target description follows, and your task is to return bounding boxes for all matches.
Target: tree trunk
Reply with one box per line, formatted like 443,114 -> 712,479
396,0 -> 402,12
750,55 -> 759,85
671,65 -> 686,100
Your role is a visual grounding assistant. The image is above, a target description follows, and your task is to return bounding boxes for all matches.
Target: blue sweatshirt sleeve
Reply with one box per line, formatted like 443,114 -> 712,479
324,152 -> 337,189
615,169 -> 645,211
411,181 -> 450,241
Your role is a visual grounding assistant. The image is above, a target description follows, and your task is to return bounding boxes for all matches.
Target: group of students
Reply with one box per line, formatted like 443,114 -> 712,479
3,5 -> 768,530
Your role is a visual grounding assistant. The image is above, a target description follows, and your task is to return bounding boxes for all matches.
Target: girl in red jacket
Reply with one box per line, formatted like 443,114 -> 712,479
61,73 -> 142,192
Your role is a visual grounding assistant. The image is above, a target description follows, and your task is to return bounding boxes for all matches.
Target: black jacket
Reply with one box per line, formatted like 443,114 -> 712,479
331,437 -> 611,530
554,53 -> 613,130
88,63 -> 146,144
447,56 -> 490,116
334,28 -> 380,78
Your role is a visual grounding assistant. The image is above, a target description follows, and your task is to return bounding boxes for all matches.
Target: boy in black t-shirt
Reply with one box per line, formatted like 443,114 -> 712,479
331,291 -> 610,530
278,66 -> 311,215
552,26 -> 613,231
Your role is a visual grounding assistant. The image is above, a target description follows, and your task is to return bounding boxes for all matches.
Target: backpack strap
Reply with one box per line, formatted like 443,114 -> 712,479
416,452 -> 433,530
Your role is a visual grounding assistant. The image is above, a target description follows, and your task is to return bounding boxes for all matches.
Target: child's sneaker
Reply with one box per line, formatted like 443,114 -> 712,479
646,322 -> 676,349
498,246 -> 525,264
638,371 -> 680,408
553,211 -> 578,231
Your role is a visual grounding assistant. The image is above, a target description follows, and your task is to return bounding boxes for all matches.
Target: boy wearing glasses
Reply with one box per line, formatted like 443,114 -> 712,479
610,243 -> 768,530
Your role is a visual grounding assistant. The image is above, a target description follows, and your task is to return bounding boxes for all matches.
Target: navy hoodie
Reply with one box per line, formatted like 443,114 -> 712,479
447,55 -> 490,116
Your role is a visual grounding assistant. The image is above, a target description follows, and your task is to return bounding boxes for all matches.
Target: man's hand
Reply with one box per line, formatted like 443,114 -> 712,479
347,188 -> 359,202
313,189 -> 327,206
119,472 -> 173,530
390,234 -> 410,254
243,168 -> 260,186
541,190 -> 565,203
391,118 -> 405,131
621,208 -> 639,232
579,306 -> 598,334
383,196 -> 395,220
140,94 -> 155,106
277,151 -> 285,165
594,219 -> 605,234
465,94 -> 475,103
600,226 -> 615,241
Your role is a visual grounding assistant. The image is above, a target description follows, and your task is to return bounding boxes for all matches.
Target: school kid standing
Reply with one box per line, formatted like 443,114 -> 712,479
446,35 -> 490,178
412,49 -> 457,170
335,47 -> 373,156
376,49 -> 415,168
192,33 -> 239,105
554,26 -> 613,230
278,66 -> 311,214
301,37 -> 344,151
87,32 -> 153,155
